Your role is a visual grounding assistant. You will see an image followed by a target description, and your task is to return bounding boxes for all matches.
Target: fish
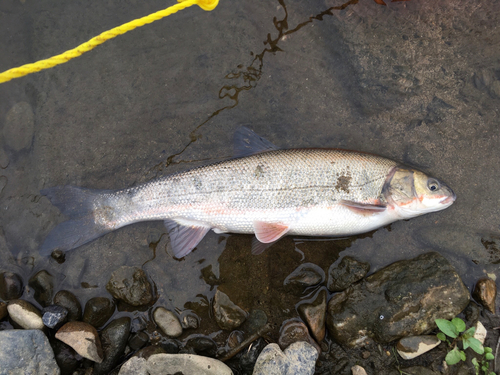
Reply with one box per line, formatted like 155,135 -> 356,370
40,127 -> 456,257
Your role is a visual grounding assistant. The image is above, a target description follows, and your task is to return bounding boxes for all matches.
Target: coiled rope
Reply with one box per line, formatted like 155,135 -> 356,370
0,0 -> 219,84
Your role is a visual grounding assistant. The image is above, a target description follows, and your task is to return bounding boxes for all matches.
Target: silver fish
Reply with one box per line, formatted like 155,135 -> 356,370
40,127 -> 456,257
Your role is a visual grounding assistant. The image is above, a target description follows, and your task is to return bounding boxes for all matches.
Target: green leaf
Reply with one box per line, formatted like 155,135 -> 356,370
463,326 -> 476,339
485,353 -> 494,360
466,337 -> 484,355
437,332 -> 447,341
445,348 -> 462,365
459,350 -> 466,361
484,347 -> 492,353
452,317 -> 466,333
463,339 -> 469,350
436,319 -> 459,338
472,357 -> 479,366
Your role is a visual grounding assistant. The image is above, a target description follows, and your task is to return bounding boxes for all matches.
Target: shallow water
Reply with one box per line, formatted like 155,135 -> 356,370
1,0 -> 499,345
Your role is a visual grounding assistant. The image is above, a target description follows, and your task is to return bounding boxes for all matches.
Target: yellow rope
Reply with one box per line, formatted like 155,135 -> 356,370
0,0 -> 218,84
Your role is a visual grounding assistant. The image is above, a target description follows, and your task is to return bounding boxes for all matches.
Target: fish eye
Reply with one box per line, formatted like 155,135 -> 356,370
427,179 -> 440,192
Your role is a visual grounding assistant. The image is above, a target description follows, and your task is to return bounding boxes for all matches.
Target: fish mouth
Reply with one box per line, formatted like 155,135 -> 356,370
439,187 -> 456,205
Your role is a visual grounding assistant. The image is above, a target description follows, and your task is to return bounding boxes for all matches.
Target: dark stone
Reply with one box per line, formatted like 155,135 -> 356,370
464,301 -> 481,324
134,345 -> 167,359
130,316 -> 148,333
51,250 -> 66,264
243,309 -> 268,334
297,288 -> 327,342
213,289 -> 247,330
42,304 -> 68,329
284,263 -> 325,293
51,339 -> 82,374
327,256 -> 370,292
0,272 -> 23,300
185,336 -> 217,357
83,297 -> 115,328
278,319 -> 321,354
0,301 -> 6,320
106,266 -> 154,307
53,290 -> 82,321
28,270 -> 54,307
472,277 -> 497,314
94,317 -> 131,374
181,311 -> 199,330
239,337 -> 267,373
227,330 -> 244,349
326,252 -> 470,347
129,331 -> 150,351
158,338 -> 181,354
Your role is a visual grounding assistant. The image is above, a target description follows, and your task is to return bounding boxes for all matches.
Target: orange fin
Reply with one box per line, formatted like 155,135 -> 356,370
253,221 -> 290,243
164,220 -> 211,259
340,200 -> 386,216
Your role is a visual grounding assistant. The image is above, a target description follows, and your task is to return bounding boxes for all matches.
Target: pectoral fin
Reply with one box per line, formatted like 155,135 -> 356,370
164,219 -> 211,259
253,221 -> 290,243
340,200 -> 387,216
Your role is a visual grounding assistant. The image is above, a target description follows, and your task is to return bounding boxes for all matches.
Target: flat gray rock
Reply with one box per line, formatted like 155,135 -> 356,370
0,329 -> 60,375
147,353 -> 233,375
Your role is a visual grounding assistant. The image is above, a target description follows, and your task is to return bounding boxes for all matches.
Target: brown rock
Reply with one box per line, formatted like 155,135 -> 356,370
278,319 -> 321,354
56,321 -> 103,363
472,278 -> 497,314
297,288 -> 327,342
396,335 -> 440,360
106,266 -> 154,307
213,289 -> 248,331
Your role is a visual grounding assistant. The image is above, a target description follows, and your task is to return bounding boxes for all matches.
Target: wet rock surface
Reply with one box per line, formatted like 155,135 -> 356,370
106,266 -> 154,307
327,256 -> 370,292
7,299 -> 44,329
253,341 -> 318,375
472,277 -> 497,314
283,263 -> 325,293
53,290 -> 82,322
213,289 -> 248,331
278,319 -> 321,354
29,270 -> 54,307
297,288 -> 327,342
82,296 -> 115,328
51,340 -> 81,374
93,317 -> 131,374
153,306 -> 183,338
0,271 -> 23,300
185,336 -> 218,357
42,304 -> 68,329
396,335 -> 440,360
0,301 -> 7,320
0,329 -> 59,375
55,321 -> 103,363
3,102 -> 35,152
327,252 -> 470,347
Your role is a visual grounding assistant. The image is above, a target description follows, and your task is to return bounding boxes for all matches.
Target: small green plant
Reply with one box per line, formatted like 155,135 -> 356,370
435,317 -> 495,375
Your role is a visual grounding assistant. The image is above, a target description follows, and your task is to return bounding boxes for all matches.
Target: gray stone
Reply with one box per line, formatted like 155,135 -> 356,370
0,329 -> 60,374
213,289 -> 248,330
42,304 -> 68,329
3,102 -> 35,151
94,317 -> 131,374
118,356 -> 147,375
83,296 -> 115,328
55,321 -> 103,363
327,256 -> 370,292
283,263 -> 325,293
252,343 -> 287,375
0,271 -> 24,300
28,270 -> 54,307
106,266 -> 154,306
396,335 -> 440,360
7,299 -> 44,329
181,311 -> 200,330
153,307 -> 183,338
283,341 -> 318,375
53,290 -> 82,321
297,288 -> 327,342
326,252 -> 470,347
146,353 -> 233,374
472,277 -> 496,314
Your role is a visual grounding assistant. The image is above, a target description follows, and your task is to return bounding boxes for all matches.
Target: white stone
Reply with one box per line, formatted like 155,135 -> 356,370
253,343 -> 287,375
7,300 -> 44,330
351,365 -> 368,375
396,335 -> 440,360
473,321 -> 487,344
153,307 -> 183,338
118,356 -> 147,375
147,353 -> 233,375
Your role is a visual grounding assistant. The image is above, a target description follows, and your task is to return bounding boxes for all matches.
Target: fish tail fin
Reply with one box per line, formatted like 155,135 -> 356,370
40,186 -> 115,255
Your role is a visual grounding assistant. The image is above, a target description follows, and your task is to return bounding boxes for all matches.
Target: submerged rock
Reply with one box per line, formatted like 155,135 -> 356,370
239,337 -> 267,373
0,301 -> 6,320
181,311 -> 200,330
94,317 -> 131,374
7,299 -> 44,329
42,304 -> 68,329
278,319 -> 321,354
0,329 -> 59,374
28,270 -> 54,307
153,307 -> 183,338
284,263 -> 325,293
185,336 -> 218,357
396,335 -> 440,360
472,277 -> 497,314
53,290 -> 82,321
0,271 -> 24,300
106,266 -> 154,306
83,296 -> 115,328
55,321 -> 103,363
253,342 -> 318,375
297,288 -> 327,342
213,289 -> 248,331
129,331 -> 150,351
326,252 -> 470,347
327,256 -> 369,292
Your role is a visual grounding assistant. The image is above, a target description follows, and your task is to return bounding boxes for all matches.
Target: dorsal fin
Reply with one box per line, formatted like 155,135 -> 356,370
233,126 -> 279,158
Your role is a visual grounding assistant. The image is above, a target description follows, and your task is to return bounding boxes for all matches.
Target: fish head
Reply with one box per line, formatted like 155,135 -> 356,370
384,167 -> 456,219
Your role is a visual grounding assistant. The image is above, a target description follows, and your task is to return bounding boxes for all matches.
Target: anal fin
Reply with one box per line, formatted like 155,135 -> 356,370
164,219 -> 211,259
253,221 -> 290,243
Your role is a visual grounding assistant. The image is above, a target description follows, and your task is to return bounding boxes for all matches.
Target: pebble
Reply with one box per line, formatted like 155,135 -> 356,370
28,270 -> 54,307
227,330 -> 244,349
7,299 -> 44,329
297,288 -> 327,342
252,343 -> 287,375
83,296 -> 115,328
0,271 -> 24,300
55,321 -> 103,363
213,289 -> 248,330
278,319 -> 321,354
0,329 -> 59,374
147,353 -> 233,375
473,321 -> 487,344
243,309 -> 268,334
351,364 -> 368,375
239,337 -> 267,372
94,317 -> 131,374
185,336 -> 218,357
181,311 -> 200,330
129,331 -> 150,351
106,266 -> 155,306
42,304 -> 68,329
153,307 -> 183,338
158,338 -> 181,354
119,356 -> 147,375
3,102 -> 35,151
253,341 -> 318,375
51,340 -> 81,374
327,256 -> 370,292
53,290 -> 82,321
472,277 -> 497,314
283,263 -> 325,293
0,301 -> 6,320
135,345 -> 167,359
396,335 -> 440,360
